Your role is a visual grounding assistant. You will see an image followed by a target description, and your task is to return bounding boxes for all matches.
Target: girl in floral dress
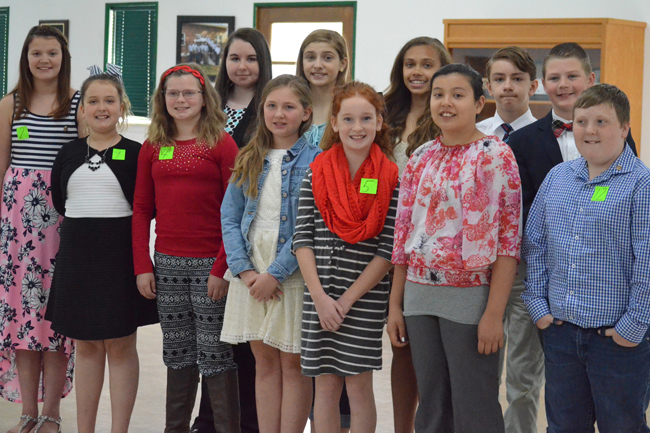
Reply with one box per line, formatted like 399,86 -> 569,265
388,64 -> 522,433
0,26 -> 79,433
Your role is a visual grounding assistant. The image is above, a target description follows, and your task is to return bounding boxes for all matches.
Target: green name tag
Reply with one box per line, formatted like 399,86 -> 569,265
112,148 -> 126,160
591,186 -> 609,202
360,178 -> 378,194
16,126 -> 29,140
159,146 -> 174,160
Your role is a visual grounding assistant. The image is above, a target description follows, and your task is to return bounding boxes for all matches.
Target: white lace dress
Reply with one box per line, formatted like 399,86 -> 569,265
221,149 -> 305,353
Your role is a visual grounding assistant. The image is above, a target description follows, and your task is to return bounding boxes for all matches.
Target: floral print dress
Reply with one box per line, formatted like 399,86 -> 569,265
0,93 -> 80,402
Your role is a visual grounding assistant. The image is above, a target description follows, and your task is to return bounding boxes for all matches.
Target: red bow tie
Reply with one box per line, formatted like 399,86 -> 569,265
552,120 -> 573,138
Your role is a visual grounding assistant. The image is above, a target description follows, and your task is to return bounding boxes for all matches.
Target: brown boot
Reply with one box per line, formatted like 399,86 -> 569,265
165,366 -> 200,433
206,368 -> 241,433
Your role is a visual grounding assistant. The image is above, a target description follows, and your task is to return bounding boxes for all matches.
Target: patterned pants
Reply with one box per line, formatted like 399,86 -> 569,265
154,252 -> 236,376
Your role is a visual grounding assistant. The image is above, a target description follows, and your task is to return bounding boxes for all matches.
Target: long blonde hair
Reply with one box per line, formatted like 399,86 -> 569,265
230,75 -> 313,197
147,63 -> 226,146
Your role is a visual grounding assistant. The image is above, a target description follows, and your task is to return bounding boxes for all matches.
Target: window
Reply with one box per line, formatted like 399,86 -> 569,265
0,7 -> 9,95
254,2 -> 356,78
105,2 -> 157,116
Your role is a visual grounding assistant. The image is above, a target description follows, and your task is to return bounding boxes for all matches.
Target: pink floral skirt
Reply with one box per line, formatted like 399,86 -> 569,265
0,167 -> 74,403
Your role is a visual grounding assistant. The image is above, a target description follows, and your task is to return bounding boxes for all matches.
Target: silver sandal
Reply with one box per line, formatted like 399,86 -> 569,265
33,415 -> 62,433
16,415 -> 37,433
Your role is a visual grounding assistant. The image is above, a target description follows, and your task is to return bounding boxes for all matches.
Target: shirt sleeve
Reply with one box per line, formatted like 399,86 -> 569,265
132,141 -> 156,275
495,145 -> 522,260
521,172 -> 553,323
292,170 -> 316,252
615,180 -> 650,343
211,134 -> 239,278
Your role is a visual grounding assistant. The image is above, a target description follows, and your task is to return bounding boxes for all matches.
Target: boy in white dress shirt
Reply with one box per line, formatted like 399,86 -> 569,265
476,46 -> 541,433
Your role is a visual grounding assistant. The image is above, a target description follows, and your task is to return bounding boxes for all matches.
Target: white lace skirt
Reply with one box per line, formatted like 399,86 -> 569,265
221,228 -> 305,353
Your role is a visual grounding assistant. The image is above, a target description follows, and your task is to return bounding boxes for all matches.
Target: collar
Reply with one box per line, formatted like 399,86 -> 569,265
551,110 -> 572,124
266,135 -> 309,161
482,109 -> 536,134
571,145 -> 636,183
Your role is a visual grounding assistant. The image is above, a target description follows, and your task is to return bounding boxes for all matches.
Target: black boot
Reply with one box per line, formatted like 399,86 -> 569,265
206,368 -> 241,433
165,366 -> 200,433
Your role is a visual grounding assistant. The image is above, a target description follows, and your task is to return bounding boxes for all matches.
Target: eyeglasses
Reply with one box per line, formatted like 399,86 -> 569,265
164,90 -> 203,99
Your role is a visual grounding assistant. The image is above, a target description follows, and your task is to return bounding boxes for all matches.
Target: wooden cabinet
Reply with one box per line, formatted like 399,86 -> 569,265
443,19 -> 646,141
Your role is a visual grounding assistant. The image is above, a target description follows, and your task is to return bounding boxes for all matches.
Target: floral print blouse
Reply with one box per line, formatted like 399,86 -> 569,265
391,136 -> 522,287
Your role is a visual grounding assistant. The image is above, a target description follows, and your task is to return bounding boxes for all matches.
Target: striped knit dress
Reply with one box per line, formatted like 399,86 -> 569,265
293,169 -> 398,376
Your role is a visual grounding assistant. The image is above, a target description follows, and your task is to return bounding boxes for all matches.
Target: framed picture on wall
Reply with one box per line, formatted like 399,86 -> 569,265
39,19 -> 69,41
177,16 -> 235,84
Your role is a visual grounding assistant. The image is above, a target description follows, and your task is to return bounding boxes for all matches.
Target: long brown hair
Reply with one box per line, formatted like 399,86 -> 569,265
230,75 -> 313,197
296,30 -> 350,87
320,81 -> 392,159
383,37 -> 450,150
12,25 -> 72,120
148,63 -> 226,147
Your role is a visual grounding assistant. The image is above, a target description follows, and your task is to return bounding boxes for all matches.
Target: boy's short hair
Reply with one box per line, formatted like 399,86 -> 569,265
542,42 -> 592,78
573,83 -> 630,125
486,46 -> 537,81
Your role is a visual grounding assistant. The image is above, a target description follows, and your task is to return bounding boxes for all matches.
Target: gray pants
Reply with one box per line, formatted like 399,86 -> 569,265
405,315 -> 504,433
498,261 -> 544,433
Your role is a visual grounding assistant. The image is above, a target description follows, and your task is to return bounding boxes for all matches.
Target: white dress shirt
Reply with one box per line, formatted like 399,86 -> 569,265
476,109 -> 537,140
551,110 -> 580,162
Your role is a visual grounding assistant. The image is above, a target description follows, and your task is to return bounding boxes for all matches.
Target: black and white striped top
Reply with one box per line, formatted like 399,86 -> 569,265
293,169 -> 399,376
11,92 -> 81,170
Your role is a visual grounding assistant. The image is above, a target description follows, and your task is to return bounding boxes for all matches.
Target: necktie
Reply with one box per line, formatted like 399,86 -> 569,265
501,123 -> 514,143
552,120 -> 573,138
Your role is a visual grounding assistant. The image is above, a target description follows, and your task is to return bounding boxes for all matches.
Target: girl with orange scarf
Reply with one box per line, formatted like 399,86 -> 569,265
293,81 -> 399,433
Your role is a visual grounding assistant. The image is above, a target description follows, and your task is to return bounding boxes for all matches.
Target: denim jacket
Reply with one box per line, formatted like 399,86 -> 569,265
221,136 -> 322,282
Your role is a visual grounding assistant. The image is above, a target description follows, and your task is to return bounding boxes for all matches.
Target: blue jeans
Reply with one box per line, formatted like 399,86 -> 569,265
542,322 -> 650,433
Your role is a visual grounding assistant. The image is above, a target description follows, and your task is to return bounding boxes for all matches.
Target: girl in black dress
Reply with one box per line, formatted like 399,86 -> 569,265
47,71 -> 157,433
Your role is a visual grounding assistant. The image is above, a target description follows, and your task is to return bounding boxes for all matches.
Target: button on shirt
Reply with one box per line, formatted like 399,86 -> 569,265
551,110 -> 581,162
521,146 -> 650,343
476,109 -> 537,141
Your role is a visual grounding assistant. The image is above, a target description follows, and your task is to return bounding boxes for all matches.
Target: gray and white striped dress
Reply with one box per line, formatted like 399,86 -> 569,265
293,169 -> 398,376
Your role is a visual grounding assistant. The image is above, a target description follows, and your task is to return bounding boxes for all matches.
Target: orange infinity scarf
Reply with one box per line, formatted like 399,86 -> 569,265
311,143 -> 399,244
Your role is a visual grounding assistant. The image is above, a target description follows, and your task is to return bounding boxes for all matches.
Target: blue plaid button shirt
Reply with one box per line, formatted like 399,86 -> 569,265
522,146 -> 650,344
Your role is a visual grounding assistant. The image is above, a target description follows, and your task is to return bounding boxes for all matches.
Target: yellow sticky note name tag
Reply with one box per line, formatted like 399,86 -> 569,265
112,148 -> 126,160
16,126 -> 29,140
159,146 -> 174,160
591,186 -> 609,202
360,178 -> 378,194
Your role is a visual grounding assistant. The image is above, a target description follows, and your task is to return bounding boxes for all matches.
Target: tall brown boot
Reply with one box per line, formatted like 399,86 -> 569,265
165,365 -> 200,433
206,368 -> 241,433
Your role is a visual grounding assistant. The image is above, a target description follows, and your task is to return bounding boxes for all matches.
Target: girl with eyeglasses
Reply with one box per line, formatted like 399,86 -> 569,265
132,63 -> 241,433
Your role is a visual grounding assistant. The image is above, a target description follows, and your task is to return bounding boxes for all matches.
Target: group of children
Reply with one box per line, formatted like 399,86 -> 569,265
0,22 -> 648,433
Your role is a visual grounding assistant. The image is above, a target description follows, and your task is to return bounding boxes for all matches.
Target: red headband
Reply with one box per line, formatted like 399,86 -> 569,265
161,65 -> 205,87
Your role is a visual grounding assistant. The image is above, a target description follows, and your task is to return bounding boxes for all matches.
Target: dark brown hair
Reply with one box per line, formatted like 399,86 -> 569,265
384,37 -> 450,148
214,28 -> 272,143
320,81 -> 392,159
486,46 -> 537,81
12,25 -> 72,120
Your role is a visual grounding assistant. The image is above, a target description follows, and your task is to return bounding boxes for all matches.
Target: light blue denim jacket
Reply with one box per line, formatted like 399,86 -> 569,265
221,136 -> 322,282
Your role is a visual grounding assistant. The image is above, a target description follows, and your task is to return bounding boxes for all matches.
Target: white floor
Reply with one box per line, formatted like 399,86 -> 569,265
0,325 -> 547,433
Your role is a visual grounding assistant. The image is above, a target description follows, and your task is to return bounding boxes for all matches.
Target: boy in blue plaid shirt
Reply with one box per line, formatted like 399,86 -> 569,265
522,84 -> 650,433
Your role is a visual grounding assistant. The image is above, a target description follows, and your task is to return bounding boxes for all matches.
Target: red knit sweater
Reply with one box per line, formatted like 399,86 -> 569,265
132,136 -> 238,277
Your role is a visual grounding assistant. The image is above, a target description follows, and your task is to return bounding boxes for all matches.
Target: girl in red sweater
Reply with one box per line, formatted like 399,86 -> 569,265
132,63 -> 240,433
